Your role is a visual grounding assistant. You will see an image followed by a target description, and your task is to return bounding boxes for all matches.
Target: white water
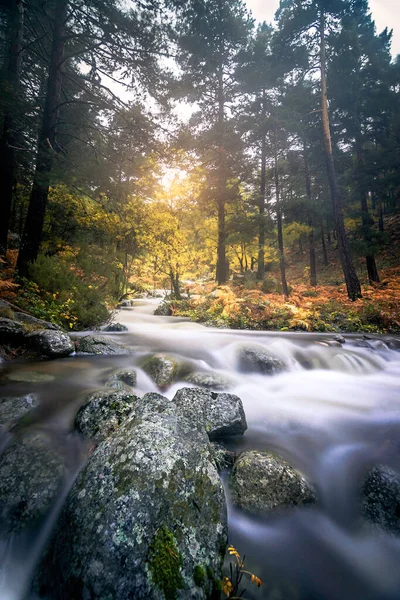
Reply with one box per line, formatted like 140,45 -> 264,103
1,298 -> 400,599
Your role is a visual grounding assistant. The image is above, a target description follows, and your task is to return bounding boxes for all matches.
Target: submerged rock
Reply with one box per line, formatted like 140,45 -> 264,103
141,354 -> 179,388
104,369 -> 137,391
362,465 -> 400,534
75,390 -> 138,440
4,370 -> 55,383
75,335 -> 133,356
102,322 -> 128,332
36,406 -> 227,599
0,394 -> 38,428
26,329 -> 74,358
230,450 -> 316,514
173,387 -> 247,441
238,344 -> 287,375
0,431 -> 66,532
185,371 -> 234,391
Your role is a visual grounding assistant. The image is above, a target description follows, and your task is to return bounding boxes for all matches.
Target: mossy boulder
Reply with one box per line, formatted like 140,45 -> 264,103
0,394 -> 38,429
238,344 -> 287,375
184,371 -> 235,391
0,431 -> 66,532
26,329 -> 74,358
230,450 -> 316,514
35,402 -> 227,599
362,465 -> 400,534
104,369 -> 137,391
154,302 -> 173,316
75,335 -> 134,356
172,387 -> 247,441
141,354 -> 179,389
75,390 -> 138,440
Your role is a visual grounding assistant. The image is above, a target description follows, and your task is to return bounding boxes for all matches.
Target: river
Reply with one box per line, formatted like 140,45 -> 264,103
1,298 -> 400,600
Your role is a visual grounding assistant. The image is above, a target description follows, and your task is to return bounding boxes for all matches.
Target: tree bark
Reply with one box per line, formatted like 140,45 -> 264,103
274,129 -> 289,297
319,8 -> 361,300
215,55 -> 229,285
355,140 -> 380,284
0,0 -> 24,258
304,142 -> 317,286
17,0 -> 68,276
257,92 -> 267,281
321,220 -> 329,266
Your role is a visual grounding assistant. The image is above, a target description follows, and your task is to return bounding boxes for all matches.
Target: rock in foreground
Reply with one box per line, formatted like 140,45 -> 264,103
0,394 -> 38,429
75,390 -> 138,440
36,407 -> 227,599
173,387 -> 247,440
230,450 -> 316,514
75,335 -> 133,355
362,465 -> 400,534
26,329 -> 74,358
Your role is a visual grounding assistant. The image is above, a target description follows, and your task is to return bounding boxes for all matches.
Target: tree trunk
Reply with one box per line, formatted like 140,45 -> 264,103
170,267 -> 181,300
321,221 -> 329,266
355,141 -> 380,284
17,0 -> 68,276
0,0 -> 24,258
257,93 -> 267,281
215,56 -> 228,285
304,142 -> 317,286
319,9 -> 361,300
274,129 -> 289,298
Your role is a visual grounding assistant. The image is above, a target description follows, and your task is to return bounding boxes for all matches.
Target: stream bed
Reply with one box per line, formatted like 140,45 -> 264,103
1,298 -> 400,600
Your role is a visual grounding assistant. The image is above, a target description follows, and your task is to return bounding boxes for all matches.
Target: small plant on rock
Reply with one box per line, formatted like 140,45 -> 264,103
222,545 -> 262,599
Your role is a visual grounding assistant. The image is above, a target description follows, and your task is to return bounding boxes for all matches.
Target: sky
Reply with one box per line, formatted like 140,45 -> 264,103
246,0 -> 400,57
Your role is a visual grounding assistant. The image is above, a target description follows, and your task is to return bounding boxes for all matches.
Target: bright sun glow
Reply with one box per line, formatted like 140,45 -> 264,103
160,167 -> 188,190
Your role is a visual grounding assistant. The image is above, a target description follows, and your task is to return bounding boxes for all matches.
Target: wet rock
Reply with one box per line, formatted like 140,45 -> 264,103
185,371 -> 235,391
141,354 -> 178,388
154,301 -> 173,316
26,329 -> 74,358
238,344 -> 286,375
386,338 -> 400,350
210,442 -> 236,472
230,450 -> 316,514
102,322 -> 128,332
173,387 -> 247,441
362,465 -> 400,534
4,370 -> 55,383
105,369 -> 137,391
75,390 -> 138,440
0,317 -> 25,343
0,431 -> 66,532
118,299 -> 133,308
0,394 -> 38,428
13,312 -> 60,330
36,406 -> 227,599
75,335 -> 134,356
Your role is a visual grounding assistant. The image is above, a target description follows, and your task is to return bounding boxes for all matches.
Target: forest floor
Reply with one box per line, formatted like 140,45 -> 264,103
172,215 -> 400,334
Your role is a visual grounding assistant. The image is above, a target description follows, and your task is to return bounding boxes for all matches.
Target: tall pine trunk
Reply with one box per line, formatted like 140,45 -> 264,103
17,0 -> 68,276
274,129 -> 289,297
257,93 -> 267,281
215,57 -> 228,285
0,0 -> 24,258
304,142 -> 317,286
355,140 -> 380,284
319,9 -> 361,300
321,221 -> 329,266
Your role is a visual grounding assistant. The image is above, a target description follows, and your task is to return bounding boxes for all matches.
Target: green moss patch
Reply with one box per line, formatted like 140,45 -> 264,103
148,526 -> 184,600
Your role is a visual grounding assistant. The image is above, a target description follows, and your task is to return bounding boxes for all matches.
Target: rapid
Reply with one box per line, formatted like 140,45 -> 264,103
1,297 -> 400,600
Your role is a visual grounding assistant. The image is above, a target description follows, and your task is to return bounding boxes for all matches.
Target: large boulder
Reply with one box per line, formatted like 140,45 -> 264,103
0,394 -> 38,429
26,329 -> 74,358
0,317 -> 25,343
104,369 -> 137,391
75,390 -> 138,441
35,401 -> 227,600
172,387 -> 247,441
75,335 -> 134,356
102,323 -> 128,332
141,354 -> 179,388
0,431 -> 66,532
362,465 -> 400,534
238,344 -> 287,375
184,371 -> 234,391
14,311 -> 60,330
230,450 -> 316,514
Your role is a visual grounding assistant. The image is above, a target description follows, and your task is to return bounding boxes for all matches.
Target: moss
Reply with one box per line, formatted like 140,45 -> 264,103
0,307 -> 15,320
148,526 -> 184,600
193,565 -> 205,587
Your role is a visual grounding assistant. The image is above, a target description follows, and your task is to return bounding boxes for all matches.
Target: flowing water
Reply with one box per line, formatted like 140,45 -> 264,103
1,298 -> 400,600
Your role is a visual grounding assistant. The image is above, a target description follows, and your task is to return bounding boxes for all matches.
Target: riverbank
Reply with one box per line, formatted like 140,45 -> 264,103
169,273 -> 400,333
